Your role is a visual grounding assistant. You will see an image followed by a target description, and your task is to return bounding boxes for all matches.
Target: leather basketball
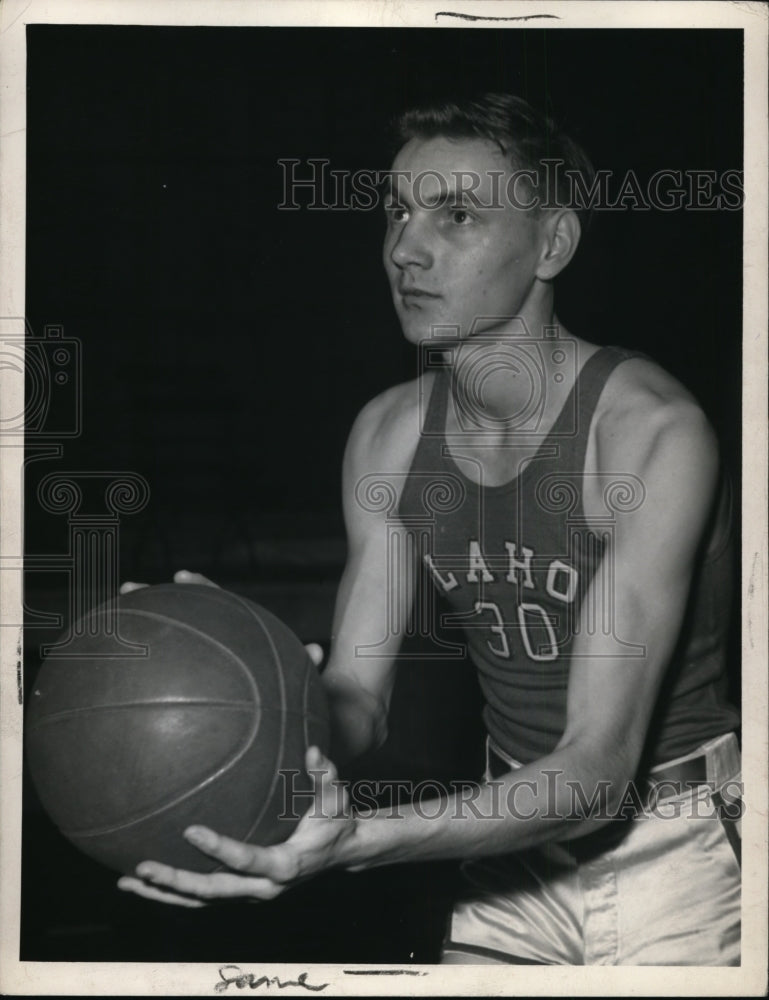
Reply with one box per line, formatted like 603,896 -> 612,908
25,584 -> 330,875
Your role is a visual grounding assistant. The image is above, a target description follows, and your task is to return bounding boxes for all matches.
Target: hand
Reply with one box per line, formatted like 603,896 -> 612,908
117,746 -> 355,907
120,568 -> 218,595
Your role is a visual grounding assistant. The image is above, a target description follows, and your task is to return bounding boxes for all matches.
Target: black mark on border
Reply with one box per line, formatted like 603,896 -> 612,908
343,969 -> 428,976
435,11 -> 561,22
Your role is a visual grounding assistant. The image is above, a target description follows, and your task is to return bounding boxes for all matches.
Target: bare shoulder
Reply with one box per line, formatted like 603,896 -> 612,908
593,355 -> 718,476
582,354 -> 724,553
344,373 -> 433,478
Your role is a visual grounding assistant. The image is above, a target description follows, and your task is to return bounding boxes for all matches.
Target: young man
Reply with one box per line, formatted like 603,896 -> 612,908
119,95 -> 741,966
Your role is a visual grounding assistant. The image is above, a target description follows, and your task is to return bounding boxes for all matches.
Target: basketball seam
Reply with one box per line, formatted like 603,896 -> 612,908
61,595 -> 297,841
36,591 -> 309,851
222,594 -> 291,845
25,700 -> 255,729
50,603 -> 265,836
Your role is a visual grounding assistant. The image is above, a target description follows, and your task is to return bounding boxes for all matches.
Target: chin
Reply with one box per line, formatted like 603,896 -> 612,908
395,313 -> 427,345
397,312 -> 456,346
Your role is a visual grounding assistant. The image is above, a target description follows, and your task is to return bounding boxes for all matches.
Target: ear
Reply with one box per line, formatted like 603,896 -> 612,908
535,209 -> 581,280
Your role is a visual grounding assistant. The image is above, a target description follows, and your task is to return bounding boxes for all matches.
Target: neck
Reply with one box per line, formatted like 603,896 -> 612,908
450,302 -> 568,428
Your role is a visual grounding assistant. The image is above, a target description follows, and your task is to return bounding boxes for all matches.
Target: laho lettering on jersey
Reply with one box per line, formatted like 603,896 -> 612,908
425,540 -> 578,602
424,540 -> 579,662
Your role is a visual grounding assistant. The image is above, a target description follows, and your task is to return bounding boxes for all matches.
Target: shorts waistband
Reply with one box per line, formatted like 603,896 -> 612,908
486,731 -> 741,798
647,732 -> 741,789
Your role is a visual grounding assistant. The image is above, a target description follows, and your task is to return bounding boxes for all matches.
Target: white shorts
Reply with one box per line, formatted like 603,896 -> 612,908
443,732 -> 741,966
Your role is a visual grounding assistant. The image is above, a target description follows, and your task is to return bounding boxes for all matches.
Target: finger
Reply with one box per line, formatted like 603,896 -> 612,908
184,827 -> 300,883
120,581 -> 149,594
134,860 -> 285,900
174,569 -> 220,588
305,643 -> 324,668
305,747 -> 348,819
307,745 -> 339,783
117,875 -> 207,908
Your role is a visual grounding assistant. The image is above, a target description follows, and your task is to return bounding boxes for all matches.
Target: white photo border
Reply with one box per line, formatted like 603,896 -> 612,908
1,1 -> 766,995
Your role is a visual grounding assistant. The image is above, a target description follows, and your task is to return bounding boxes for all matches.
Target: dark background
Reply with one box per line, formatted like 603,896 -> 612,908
22,25 -> 742,962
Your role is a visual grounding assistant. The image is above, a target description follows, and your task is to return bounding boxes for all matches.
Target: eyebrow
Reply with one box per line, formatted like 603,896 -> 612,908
382,174 -> 482,208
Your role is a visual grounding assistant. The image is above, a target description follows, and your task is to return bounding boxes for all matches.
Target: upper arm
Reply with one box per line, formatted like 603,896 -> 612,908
559,371 -> 720,779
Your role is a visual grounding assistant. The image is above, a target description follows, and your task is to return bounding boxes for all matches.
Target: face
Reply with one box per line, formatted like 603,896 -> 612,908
383,136 -> 548,344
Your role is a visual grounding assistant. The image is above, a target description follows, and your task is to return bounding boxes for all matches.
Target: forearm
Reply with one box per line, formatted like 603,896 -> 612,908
321,668 -> 388,767
337,744 -> 629,870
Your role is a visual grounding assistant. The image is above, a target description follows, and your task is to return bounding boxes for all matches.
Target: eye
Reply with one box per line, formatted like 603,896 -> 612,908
385,204 -> 409,224
448,207 -> 474,225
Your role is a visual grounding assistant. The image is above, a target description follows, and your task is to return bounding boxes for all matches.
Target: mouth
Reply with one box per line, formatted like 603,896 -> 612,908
398,286 -> 441,304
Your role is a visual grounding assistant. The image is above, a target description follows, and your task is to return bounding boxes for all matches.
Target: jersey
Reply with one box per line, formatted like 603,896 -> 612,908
396,345 -> 739,766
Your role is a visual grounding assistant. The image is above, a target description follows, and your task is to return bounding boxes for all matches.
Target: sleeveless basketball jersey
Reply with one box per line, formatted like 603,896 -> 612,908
397,346 -> 738,766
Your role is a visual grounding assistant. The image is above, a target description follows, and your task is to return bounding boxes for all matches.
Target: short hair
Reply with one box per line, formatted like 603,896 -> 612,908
393,92 -> 595,231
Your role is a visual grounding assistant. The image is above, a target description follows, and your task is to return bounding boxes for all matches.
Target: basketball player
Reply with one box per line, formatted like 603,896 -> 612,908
119,95 -> 741,966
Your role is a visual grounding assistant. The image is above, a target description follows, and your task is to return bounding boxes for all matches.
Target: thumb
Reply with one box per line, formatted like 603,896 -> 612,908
306,746 -> 348,817
306,745 -> 339,783
305,643 -> 324,668
174,569 -> 220,588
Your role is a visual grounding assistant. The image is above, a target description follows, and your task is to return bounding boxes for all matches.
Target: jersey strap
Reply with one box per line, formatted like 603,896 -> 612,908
546,345 -> 645,476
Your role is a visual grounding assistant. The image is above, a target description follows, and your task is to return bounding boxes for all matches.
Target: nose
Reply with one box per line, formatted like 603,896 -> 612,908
388,214 -> 433,271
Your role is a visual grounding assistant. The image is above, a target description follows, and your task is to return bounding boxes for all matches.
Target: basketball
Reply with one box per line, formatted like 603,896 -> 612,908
25,583 -> 330,876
